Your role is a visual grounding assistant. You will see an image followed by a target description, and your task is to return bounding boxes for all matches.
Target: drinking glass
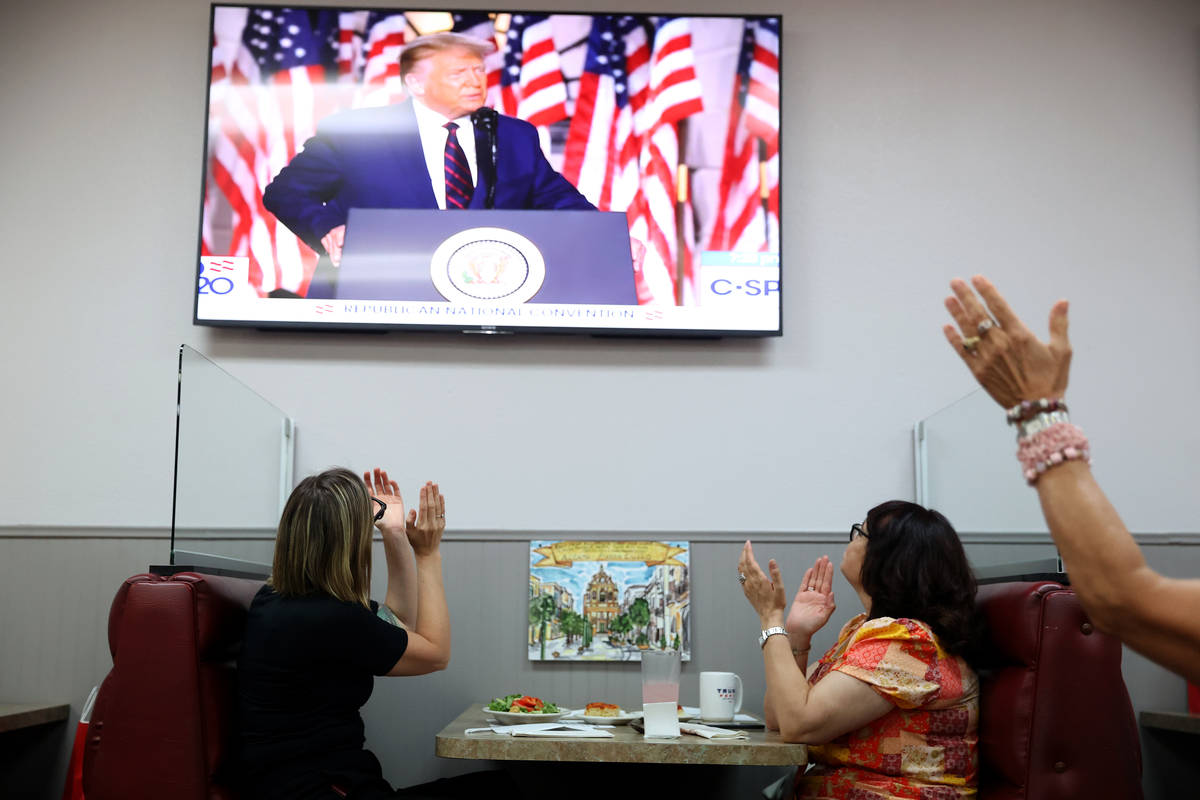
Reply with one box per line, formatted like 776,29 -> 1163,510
641,650 -> 681,704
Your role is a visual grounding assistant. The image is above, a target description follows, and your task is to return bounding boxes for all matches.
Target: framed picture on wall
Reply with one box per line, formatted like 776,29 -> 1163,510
528,540 -> 690,661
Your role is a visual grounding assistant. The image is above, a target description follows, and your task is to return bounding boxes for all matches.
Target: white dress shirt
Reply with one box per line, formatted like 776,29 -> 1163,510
411,98 -> 478,210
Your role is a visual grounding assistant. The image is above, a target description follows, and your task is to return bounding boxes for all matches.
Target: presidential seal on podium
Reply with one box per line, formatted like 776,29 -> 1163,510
430,227 -> 546,304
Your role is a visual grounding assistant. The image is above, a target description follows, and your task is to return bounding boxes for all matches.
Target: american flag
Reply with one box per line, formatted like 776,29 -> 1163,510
357,12 -> 410,108
335,11 -> 369,82
707,18 -> 780,254
677,167 -> 699,305
208,6 -> 341,295
200,185 -> 216,257
499,14 -> 569,127
561,16 -> 650,211
562,15 -> 702,304
451,13 -> 503,108
630,16 -> 704,304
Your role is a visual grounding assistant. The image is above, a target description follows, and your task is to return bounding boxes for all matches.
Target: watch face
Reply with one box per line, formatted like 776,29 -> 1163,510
760,627 -> 786,645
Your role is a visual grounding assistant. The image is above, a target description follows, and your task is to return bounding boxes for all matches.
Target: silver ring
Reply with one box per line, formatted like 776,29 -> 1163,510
977,319 -> 995,336
737,572 -> 747,584
436,514 -> 446,519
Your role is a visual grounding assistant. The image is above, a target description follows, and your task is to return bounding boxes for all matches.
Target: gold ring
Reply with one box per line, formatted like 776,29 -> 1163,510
962,336 -> 981,352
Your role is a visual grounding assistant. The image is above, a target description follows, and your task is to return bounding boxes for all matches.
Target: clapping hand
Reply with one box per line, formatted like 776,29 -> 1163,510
786,556 -> 836,645
365,467 -> 406,538
738,541 -> 787,626
943,275 -> 1072,408
404,481 -> 445,557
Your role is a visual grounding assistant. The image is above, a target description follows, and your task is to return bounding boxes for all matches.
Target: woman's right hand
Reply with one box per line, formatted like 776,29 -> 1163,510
943,275 -> 1072,408
786,556 -> 836,645
365,467 -> 407,539
405,481 -> 445,557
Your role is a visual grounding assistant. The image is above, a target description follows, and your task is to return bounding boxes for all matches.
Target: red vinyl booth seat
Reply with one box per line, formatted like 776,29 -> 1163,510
976,581 -> 1142,800
81,575 -> 1143,800
83,572 -> 262,800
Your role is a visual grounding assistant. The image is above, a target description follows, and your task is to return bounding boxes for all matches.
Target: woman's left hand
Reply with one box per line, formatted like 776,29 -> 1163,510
786,556 -> 837,642
739,541 -> 787,627
404,481 -> 446,557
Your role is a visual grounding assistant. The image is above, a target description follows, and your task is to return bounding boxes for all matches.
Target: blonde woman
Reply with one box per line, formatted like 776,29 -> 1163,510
236,467 -> 452,799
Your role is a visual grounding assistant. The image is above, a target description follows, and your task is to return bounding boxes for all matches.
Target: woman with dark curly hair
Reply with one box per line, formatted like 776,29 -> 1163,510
739,501 -> 980,800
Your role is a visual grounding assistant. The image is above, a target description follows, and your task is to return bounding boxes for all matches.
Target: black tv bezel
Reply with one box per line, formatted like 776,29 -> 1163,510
193,3 -> 783,339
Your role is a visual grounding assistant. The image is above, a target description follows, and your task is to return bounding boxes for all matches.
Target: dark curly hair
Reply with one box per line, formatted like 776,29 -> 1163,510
860,500 -> 979,659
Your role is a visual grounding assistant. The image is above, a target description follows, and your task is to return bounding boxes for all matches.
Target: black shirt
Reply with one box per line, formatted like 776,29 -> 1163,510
236,586 -> 409,799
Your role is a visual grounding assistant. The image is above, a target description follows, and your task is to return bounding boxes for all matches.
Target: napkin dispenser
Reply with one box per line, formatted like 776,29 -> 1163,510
642,701 -> 681,738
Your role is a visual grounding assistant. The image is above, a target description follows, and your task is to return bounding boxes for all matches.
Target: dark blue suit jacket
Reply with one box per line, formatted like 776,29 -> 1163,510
263,101 -> 595,256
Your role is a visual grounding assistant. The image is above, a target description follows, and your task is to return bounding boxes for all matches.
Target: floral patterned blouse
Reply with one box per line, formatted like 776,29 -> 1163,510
794,613 -> 979,800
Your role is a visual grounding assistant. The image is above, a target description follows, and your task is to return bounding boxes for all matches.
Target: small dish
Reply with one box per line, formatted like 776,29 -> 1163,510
484,706 -> 568,725
568,709 -> 644,725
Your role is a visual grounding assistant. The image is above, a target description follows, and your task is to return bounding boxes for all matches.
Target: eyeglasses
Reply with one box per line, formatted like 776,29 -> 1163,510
372,497 -> 387,523
849,523 -> 869,542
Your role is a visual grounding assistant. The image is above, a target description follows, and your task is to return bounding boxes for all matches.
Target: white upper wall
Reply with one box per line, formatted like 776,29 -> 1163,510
2,0 -> 1197,533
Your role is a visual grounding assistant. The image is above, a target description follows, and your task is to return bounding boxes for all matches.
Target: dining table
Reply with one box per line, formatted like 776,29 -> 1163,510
436,703 -> 808,766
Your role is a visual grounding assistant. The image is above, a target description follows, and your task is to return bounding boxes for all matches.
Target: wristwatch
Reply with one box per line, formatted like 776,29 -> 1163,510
759,626 -> 788,648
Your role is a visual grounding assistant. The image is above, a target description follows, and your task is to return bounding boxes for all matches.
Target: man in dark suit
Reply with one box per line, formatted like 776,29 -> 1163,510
263,32 -> 596,297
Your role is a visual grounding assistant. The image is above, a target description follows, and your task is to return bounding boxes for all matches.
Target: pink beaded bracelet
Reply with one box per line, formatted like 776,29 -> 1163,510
1017,421 -> 1090,485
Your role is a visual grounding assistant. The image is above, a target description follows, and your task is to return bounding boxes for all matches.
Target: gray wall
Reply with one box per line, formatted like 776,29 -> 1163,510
2,531 -> 1196,798
2,0 -> 1199,798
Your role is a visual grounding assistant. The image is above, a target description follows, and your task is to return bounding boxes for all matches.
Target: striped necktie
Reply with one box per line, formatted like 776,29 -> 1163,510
443,122 -> 473,209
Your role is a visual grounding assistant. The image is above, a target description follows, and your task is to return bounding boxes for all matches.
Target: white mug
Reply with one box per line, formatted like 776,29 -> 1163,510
699,671 -> 744,721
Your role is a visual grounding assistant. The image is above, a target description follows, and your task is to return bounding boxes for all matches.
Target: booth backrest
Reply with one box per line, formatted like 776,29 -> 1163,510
80,574 -> 1143,800
976,581 -> 1142,800
83,572 -> 262,800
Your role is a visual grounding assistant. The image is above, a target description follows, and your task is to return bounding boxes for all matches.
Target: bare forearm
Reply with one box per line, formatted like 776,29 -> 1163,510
1036,461 -> 1147,623
762,635 -> 812,741
383,534 -> 419,627
764,639 -> 810,730
413,552 -> 450,658
1037,462 -> 1200,681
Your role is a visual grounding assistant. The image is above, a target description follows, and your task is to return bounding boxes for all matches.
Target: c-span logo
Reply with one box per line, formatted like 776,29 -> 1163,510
430,227 -> 545,304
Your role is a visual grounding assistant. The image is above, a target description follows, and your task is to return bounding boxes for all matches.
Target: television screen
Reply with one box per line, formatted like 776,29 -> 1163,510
196,5 -> 781,336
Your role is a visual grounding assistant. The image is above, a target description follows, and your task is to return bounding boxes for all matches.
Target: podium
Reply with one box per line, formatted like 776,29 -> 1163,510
312,208 -> 637,305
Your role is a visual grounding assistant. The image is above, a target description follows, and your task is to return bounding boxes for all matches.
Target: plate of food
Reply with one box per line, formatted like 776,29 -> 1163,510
569,702 -> 644,725
484,694 -> 567,724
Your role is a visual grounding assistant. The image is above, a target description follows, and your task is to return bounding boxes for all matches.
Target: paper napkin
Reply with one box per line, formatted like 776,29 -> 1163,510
464,722 -> 614,738
678,722 -> 750,740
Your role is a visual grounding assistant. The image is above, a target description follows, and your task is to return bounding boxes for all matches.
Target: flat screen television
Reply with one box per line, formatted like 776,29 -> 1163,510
196,5 -> 782,336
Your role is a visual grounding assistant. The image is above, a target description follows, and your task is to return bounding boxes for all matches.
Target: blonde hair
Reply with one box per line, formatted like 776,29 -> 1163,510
269,468 -> 373,608
400,32 -> 493,81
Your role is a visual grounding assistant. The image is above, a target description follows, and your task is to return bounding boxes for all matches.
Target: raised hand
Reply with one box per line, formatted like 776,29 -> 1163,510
738,541 -> 787,626
785,556 -> 836,643
364,467 -> 405,537
943,275 -> 1072,408
405,481 -> 445,557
